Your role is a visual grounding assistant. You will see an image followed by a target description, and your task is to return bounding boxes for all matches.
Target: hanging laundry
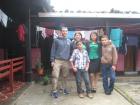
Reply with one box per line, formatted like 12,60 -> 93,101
36,26 -> 41,31
0,9 -> 2,23
97,28 -> 104,42
0,9 -> 8,27
36,26 -> 47,39
16,24 -> 25,42
98,28 -> 104,36
119,35 -> 128,55
45,28 -> 54,38
53,30 -> 60,38
41,28 -> 47,39
67,31 -> 75,39
127,36 -> 138,47
110,28 -> 123,48
35,30 -> 40,47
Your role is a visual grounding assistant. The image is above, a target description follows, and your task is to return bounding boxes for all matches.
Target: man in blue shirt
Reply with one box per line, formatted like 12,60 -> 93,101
50,27 -> 71,98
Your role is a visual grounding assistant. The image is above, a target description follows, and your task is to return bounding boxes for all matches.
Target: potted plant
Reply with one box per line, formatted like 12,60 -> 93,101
43,74 -> 50,85
35,60 -> 44,76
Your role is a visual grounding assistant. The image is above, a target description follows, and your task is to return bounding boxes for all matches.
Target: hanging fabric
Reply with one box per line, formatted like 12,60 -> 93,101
0,9 -> 2,23
127,36 -> 138,47
53,30 -> 60,38
0,9 -> 8,28
119,35 -> 128,55
110,28 -> 123,48
16,24 -> 25,42
45,28 -> 54,38
36,26 -> 47,39
41,28 -> 47,39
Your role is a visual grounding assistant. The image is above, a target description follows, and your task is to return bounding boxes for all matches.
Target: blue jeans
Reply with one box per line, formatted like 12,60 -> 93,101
101,64 -> 116,92
75,69 -> 91,94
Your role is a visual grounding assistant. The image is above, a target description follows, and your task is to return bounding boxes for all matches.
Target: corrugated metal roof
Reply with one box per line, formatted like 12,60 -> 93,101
38,12 -> 140,19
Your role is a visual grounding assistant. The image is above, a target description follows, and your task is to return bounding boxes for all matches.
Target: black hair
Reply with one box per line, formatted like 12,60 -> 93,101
74,31 -> 82,39
90,32 -> 98,40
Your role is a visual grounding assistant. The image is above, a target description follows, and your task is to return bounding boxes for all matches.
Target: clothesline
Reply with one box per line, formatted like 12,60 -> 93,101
37,23 -> 140,31
65,23 -> 140,29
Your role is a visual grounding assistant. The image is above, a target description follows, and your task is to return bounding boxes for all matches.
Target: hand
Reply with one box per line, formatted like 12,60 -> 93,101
112,65 -> 116,71
51,62 -> 55,67
73,67 -> 77,72
85,66 -> 89,71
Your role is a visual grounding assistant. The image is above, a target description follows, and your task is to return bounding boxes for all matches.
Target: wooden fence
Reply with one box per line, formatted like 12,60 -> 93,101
0,56 -> 25,92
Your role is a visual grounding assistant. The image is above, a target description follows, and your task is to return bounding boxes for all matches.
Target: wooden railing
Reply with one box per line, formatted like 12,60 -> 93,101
12,57 -> 25,82
0,57 -> 25,92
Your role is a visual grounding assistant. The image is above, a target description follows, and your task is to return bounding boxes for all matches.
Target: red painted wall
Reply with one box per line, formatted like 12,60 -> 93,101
136,49 -> 140,71
116,53 -> 125,71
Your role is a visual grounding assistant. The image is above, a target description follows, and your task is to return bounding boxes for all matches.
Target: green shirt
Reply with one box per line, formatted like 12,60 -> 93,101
82,44 -> 86,50
89,41 -> 99,59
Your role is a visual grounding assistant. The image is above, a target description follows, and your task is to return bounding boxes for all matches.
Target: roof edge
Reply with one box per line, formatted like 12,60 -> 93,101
38,12 -> 140,19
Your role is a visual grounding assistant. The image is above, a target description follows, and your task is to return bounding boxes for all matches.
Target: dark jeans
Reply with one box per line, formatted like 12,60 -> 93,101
101,64 -> 116,93
75,69 -> 91,94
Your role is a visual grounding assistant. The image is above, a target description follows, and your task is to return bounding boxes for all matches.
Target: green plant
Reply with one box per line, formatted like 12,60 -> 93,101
43,74 -> 49,82
43,74 -> 50,85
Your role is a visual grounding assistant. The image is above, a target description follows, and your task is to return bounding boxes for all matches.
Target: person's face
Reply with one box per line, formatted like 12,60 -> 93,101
61,29 -> 68,37
101,37 -> 108,46
74,33 -> 82,41
76,42 -> 83,50
91,34 -> 97,41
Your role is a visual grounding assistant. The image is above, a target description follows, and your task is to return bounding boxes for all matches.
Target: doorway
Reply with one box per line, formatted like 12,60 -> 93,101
125,46 -> 136,71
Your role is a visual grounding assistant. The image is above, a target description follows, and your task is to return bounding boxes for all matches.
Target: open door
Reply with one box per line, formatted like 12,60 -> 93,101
125,46 -> 136,71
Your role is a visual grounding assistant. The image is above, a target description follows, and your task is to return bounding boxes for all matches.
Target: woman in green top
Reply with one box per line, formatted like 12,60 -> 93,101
87,32 -> 101,93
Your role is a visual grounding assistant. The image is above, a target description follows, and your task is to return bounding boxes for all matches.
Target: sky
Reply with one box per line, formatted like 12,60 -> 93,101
50,0 -> 140,12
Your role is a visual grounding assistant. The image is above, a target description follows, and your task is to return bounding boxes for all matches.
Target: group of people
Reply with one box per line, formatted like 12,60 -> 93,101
50,27 -> 118,99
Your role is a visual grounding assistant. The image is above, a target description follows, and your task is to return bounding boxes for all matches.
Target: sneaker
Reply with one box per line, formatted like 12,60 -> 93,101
105,91 -> 111,95
87,93 -> 93,98
79,93 -> 84,98
63,89 -> 70,95
51,91 -> 59,98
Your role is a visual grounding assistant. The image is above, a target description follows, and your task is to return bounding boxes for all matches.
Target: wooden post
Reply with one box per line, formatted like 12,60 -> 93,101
25,8 -> 32,82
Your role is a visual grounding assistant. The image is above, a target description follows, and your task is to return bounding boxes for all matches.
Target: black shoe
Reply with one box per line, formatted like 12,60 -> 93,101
105,91 -> 111,95
91,89 -> 96,93
63,89 -> 70,95
51,91 -> 59,98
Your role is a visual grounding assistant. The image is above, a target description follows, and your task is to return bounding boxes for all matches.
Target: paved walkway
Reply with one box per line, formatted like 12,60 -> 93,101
115,76 -> 140,105
9,81 -> 132,105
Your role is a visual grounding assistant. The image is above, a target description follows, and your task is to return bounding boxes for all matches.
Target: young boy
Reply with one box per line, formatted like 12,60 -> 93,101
70,41 -> 93,98
101,35 -> 118,95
